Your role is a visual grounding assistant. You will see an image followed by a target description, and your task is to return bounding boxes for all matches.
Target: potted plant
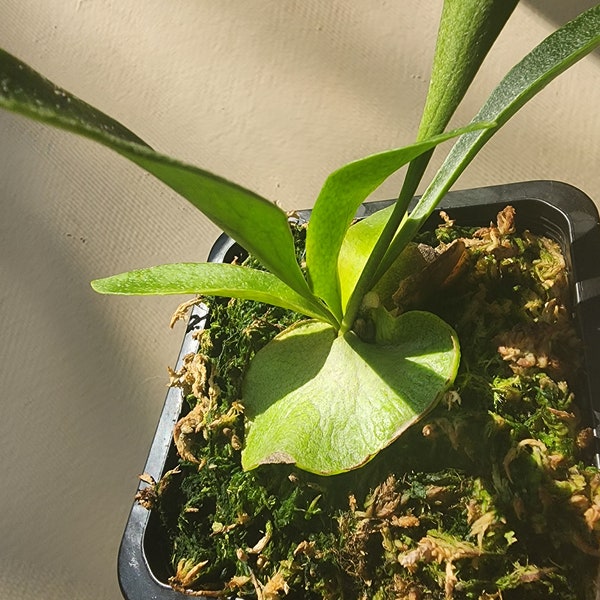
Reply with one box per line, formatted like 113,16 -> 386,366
1,2 -> 600,598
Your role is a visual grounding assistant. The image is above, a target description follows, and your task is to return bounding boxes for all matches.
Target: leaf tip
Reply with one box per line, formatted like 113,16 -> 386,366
90,276 -> 117,294
90,278 -> 103,292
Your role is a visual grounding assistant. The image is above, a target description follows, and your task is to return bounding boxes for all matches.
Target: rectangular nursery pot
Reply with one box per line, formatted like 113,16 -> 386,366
118,180 -> 600,599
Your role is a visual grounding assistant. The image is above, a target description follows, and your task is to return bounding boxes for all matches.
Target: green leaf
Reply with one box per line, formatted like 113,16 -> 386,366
91,263 -> 336,324
305,122 -> 495,320
341,0 -> 518,331
338,206 -> 436,312
241,311 -> 460,475
376,4 -> 600,279
338,204 -> 394,310
0,52 -> 151,147
417,0 -> 519,141
0,49 -> 313,303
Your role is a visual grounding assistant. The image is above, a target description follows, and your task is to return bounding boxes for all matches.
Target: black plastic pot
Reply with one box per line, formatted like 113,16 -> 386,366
118,180 -> 600,599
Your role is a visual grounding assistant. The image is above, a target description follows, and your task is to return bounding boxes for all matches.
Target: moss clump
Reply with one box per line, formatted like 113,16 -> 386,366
145,209 -> 600,599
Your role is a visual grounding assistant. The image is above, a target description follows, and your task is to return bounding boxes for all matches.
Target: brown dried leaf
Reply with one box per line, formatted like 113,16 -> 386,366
174,401 -> 209,464
365,475 -> 402,519
398,533 -> 482,571
261,571 -> 289,600
170,296 -> 203,329
170,558 -> 209,589
469,510 -> 498,548
392,240 -> 468,311
391,515 -> 420,528
467,206 -> 518,259
135,467 -> 181,509
168,352 -> 211,398
293,540 -> 316,557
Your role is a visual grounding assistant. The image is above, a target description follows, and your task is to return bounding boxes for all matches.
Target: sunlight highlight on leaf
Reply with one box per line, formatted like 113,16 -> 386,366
242,312 -> 460,474
91,262 -> 336,324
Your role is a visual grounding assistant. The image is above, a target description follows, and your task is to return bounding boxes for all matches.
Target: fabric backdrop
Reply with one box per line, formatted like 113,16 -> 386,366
0,1 -> 598,598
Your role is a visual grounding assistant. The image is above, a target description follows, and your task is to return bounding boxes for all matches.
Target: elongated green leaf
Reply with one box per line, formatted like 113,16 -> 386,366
418,0 -> 519,141
242,311 -> 459,475
0,49 -> 314,304
91,262 -> 335,324
376,5 -> 600,279
305,122 -> 494,320
341,1 -> 518,332
337,203 -> 394,309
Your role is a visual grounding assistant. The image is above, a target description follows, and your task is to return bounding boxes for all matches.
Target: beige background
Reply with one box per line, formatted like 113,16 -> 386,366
0,1 -> 598,599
